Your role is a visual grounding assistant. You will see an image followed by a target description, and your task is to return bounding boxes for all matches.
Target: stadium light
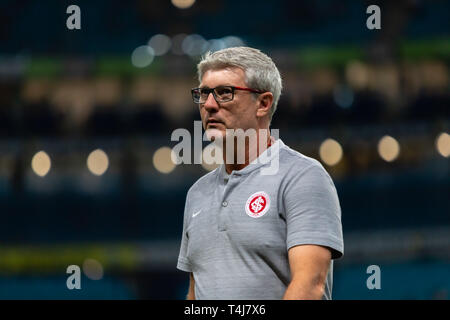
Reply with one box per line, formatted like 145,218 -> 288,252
182,34 -> 208,56
436,132 -> 450,158
148,34 -> 172,56
87,149 -> 109,176
221,36 -> 245,48
319,139 -> 343,166
131,45 -> 154,68
171,0 -> 195,9
82,258 -> 104,281
153,147 -> 176,174
378,135 -> 400,162
31,151 -> 51,177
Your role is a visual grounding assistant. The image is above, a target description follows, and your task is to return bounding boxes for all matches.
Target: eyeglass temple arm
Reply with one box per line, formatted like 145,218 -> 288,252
233,86 -> 265,94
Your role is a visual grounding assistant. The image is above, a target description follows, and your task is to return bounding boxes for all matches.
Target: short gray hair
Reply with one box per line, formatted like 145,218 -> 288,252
197,47 -> 282,120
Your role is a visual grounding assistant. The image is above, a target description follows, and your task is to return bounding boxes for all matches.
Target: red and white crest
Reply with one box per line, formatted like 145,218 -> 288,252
245,191 -> 270,218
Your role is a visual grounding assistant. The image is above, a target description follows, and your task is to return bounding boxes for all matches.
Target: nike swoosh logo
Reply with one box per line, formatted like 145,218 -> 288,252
192,210 -> 202,218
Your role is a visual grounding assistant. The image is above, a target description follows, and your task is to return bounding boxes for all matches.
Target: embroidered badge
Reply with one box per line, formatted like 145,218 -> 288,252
245,191 -> 270,218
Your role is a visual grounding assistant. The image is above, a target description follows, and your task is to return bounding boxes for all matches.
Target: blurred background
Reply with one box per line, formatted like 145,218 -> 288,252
0,0 -> 449,299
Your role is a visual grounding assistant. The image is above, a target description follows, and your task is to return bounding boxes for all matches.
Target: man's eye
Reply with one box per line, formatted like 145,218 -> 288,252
216,88 -> 232,95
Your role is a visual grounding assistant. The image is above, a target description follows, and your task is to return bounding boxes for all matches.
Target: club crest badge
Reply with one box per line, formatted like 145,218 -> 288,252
245,191 -> 270,218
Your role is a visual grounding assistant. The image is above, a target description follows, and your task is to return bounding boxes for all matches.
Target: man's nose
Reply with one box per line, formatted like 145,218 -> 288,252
203,92 -> 219,112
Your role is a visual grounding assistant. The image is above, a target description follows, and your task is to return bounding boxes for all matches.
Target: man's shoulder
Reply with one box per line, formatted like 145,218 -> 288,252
278,141 -> 335,186
279,141 -> 324,173
186,167 -> 219,198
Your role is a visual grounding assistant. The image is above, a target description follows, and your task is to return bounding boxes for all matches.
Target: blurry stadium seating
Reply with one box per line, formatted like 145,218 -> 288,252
0,0 -> 448,299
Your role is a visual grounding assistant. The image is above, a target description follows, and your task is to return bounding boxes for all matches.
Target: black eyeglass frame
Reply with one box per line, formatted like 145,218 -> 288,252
191,85 -> 266,104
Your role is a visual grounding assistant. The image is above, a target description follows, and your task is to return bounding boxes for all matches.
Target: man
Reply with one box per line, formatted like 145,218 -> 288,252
177,47 -> 343,300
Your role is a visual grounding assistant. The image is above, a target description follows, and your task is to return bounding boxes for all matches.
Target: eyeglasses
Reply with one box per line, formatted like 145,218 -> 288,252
191,86 -> 266,104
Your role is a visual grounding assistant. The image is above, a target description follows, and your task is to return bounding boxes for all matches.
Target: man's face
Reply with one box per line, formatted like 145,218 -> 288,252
199,67 -> 259,141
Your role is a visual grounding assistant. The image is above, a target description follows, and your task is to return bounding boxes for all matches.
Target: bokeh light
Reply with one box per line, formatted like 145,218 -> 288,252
182,34 -> 208,56
82,258 -> 104,281
131,45 -> 155,68
378,135 -> 400,162
222,36 -> 245,48
319,139 -> 343,166
436,132 -> 450,158
87,149 -> 109,176
148,34 -> 172,56
171,0 -> 195,9
207,39 -> 226,52
31,151 -> 51,177
153,147 -> 176,174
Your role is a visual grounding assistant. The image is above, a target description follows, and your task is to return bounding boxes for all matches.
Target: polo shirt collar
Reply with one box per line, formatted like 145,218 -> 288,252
217,138 -> 284,179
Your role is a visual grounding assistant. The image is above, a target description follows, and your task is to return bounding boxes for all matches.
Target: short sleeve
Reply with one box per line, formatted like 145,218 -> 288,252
177,193 -> 193,272
283,163 -> 344,259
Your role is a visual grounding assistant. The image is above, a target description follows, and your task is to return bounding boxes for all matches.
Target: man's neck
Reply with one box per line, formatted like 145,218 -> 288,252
223,129 -> 273,174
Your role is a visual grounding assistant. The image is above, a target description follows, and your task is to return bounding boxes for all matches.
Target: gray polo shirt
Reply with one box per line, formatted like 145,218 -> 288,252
177,139 -> 343,300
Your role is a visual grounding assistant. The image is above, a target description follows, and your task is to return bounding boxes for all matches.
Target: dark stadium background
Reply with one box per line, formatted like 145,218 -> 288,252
0,0 -> 448,299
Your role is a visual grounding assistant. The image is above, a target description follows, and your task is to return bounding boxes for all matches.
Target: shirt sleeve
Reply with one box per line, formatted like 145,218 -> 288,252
283,162 -> 344,259
177,192 -> 193,272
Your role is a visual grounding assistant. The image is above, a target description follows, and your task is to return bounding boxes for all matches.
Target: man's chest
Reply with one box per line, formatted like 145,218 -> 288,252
186,178 -> 287,262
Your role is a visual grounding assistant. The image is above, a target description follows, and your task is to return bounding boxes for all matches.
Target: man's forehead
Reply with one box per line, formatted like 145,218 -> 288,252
200,67 -> 246,87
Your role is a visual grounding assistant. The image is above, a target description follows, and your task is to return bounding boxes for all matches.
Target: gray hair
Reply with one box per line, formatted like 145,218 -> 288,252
197,47 -> 282,121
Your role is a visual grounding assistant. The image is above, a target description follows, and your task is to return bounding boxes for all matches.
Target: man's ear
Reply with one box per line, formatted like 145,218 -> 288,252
256,92 -> 274,118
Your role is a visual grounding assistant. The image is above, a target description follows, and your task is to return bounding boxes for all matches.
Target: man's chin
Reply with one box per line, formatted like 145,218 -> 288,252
205,128 -> 225,142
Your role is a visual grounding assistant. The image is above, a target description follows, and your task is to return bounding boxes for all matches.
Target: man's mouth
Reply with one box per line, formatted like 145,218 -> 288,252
206,119 -> 224,127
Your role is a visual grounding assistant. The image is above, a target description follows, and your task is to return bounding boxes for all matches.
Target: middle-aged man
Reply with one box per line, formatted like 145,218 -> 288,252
177,46 -> 344,300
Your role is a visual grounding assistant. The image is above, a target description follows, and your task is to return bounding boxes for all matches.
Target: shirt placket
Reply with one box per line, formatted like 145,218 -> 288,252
217,172 -> 240,231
